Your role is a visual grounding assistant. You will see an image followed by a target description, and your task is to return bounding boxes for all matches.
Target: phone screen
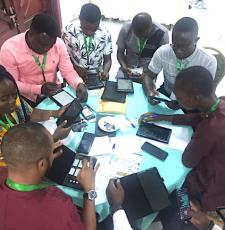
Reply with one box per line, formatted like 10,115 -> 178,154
82,106 -> 95,120
118,79 -> 133,90
52,91 -> 74,106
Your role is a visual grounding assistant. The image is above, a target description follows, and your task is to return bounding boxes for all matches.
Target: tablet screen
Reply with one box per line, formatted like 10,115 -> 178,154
52,91 -> 74,106
118,79 -> 133,90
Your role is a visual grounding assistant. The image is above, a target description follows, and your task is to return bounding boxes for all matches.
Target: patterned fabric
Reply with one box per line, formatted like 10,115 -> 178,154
64,22 -> 113,73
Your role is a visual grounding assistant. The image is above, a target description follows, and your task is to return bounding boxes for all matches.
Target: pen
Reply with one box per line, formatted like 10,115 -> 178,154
150,113 -> 158,118
125,115 -> 136,128
110,143 -> 116,164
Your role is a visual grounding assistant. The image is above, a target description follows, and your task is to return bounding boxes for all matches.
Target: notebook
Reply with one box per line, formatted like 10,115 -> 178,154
98,98 -> 128,114
101,81 -> 126,103
120,167 -> 171,220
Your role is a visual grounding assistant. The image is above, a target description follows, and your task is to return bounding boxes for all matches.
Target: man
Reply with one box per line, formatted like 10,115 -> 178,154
64,3 -> 112,81
140,66 -> 225,213
0,122 -> 99,230
142,17 -> 217,109
116,12 -> 169,80
0,13 -> 88,107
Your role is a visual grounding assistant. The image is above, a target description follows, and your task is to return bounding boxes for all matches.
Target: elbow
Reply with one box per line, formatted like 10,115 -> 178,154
182,154 -> 194,168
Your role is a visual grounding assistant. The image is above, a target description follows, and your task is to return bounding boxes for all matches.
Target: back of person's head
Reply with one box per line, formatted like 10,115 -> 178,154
30,13 -> 59,38
1,122 -> 52,170
132,12 -> 152,38
0,65 -> 17,88
80,3 -> 101,23
173,17 -> 198,37
175,66 -> 213,97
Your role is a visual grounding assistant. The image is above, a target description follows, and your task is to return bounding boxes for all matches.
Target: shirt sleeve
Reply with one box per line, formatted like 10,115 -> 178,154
116,24 -> 128,50
0,44 -> 42,96
113,209 -> 133,230
148,47 -> 164,74
103,30 -> 113,55
205,54 -> 217,79
182,121 -> 214,168
57,38 -> 83,88
212,225 -> 222,230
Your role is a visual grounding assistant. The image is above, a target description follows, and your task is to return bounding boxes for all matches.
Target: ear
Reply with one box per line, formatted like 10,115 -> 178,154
37,158 -> 49,177
195,36 -> 200,43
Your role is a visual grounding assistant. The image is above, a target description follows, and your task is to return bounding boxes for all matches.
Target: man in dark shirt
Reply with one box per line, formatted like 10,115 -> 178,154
0,122 -> 99,230
140,66 -> 225,211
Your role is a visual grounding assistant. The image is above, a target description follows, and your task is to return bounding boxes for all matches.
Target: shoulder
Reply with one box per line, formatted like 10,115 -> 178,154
152,21 -> 169,33
155,44 -> 172,56
120,22 -> 132,33
96,26 -> 112,38
195,47 -> 217,62
1,33 -> 26,52
65,22 -> 80,36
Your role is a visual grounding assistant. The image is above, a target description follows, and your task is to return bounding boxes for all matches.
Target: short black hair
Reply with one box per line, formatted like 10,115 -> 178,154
0,65 -> 29,121
175,66 -> 213,97
1,122 -> 52,167
132,12 -> 152,34
30,13 -> 59,38
80,3 -> 101,23
173,17 -> 198,37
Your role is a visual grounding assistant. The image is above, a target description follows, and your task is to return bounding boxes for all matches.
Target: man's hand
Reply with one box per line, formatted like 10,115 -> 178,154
77,159 -> 100,192
139,112 -> 173,124
147,89 -> 161,105
52,120 -> 72,141
106,179 -> 124,206
99,71 -> 109,81
188,202 -> 211,230
52,105 -> 68,118
41,82 -> 61,96
52,140 -> 63,159
165,101 -> 180,110
76,83 -> 88,103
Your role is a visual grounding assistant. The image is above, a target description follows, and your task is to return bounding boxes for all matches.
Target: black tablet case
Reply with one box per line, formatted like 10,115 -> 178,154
95,114 -> 116,137
86,74 -> 104,90
101,81 -> 126,103
120,167 -> 171,220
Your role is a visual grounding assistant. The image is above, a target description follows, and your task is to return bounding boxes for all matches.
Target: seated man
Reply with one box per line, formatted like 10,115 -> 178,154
142,17 -> 217,109
116,12 -> 169,80
0,13 -> 87,107
64,3 -> 112,81
140,66 -> 225,211
0,122 -> 99,230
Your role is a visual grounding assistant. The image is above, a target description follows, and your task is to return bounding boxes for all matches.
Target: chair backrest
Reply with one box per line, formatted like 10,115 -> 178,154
204,47 -> 225,90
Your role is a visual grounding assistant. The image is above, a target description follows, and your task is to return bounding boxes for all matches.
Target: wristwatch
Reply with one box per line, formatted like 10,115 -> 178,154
83,190 -> 97,201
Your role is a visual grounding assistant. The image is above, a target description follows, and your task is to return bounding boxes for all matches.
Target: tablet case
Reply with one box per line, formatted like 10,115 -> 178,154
120,167 -> 171,220
85,74 -> 104,90
101,81 -> 126,103
136,122 -> 172,144
95,114 -> 116,137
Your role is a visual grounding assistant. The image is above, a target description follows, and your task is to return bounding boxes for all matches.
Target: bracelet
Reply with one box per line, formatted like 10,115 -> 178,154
206,221 -> 215,230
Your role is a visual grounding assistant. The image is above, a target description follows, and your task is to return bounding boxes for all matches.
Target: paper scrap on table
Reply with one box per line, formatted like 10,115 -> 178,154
89,136 -> 112,156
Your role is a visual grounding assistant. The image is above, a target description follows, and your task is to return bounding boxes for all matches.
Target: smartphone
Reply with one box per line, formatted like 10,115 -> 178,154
64,154 -> 97,189
56,99 -> 83,127
148,96 -> 171,103
82,105 -> 95,121
176,188 -> 191,222
141,142 -> 168,161
76,132 -> 95,154
50,90 -> 74,106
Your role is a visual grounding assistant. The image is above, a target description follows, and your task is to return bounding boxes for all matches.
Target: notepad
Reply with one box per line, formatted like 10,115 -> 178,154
98,99 -> 128,114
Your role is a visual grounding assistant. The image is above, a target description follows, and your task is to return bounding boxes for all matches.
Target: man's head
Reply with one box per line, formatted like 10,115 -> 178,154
79,3 -> 101,36
28,13 -> 59,54
0,65 -> 18,114
174,66 -> 214,110
1,122 -> 54,177
132,12 -> 152,39
172,17 -> 199,59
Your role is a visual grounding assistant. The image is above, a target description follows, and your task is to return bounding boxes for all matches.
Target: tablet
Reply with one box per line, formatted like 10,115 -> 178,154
117,79 -> 134,93
50,90 -> 74,106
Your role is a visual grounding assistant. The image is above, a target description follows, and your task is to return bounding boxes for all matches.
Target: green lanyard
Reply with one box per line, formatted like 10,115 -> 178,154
0,114 -> 15,131
176,58 -> 186,73
205,99 -> 221,116
32,52 -> 48,82
6,178 -> 49,192
84,35 -> 93,55
136,37 -> 148,53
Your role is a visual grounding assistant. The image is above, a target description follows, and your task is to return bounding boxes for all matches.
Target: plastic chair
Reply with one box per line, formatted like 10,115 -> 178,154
204,47 -> 225,91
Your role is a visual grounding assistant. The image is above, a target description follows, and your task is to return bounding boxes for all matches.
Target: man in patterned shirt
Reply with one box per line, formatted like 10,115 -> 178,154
64,3 -> 112,81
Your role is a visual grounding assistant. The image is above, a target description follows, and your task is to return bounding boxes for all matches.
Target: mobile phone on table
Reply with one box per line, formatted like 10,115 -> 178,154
141,142 -> 168,161
50,90 -> 74,106
76,132 -> 95,154
148,96 -> 171,103
82,105 -> 95,121
176,188 -> 191,222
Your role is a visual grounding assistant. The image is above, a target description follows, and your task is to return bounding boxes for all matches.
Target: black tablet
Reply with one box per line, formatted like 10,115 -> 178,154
50,90 -> 75,106
56,98 -> 83,127
117,79 -> 134,93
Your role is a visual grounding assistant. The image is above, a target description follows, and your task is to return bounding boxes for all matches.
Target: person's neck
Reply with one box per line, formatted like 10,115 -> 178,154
198,95 -> 218,113
25,31 -> 35,53
7,170 -> 41,185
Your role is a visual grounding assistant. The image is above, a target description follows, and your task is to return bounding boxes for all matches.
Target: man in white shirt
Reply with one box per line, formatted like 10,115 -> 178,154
142,17 -> 217,109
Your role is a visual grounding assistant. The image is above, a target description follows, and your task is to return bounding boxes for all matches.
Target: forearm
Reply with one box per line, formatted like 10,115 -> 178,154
30,109 -> 59,122
103,59 -> 112,74
172,113 -> 202,127
142,73 -> 156,96
82,199 -> 96,230
117,52 -> 127,70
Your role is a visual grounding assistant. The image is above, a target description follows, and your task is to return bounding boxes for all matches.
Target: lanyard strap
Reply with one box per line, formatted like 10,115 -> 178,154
136,37 -> 148,53
176,58 -> 186,73
32,52 -> 48,82
84,35 -> 93,55
0,114 -> 15,131
6,178 -> 48,192
206,99 -> 221,115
